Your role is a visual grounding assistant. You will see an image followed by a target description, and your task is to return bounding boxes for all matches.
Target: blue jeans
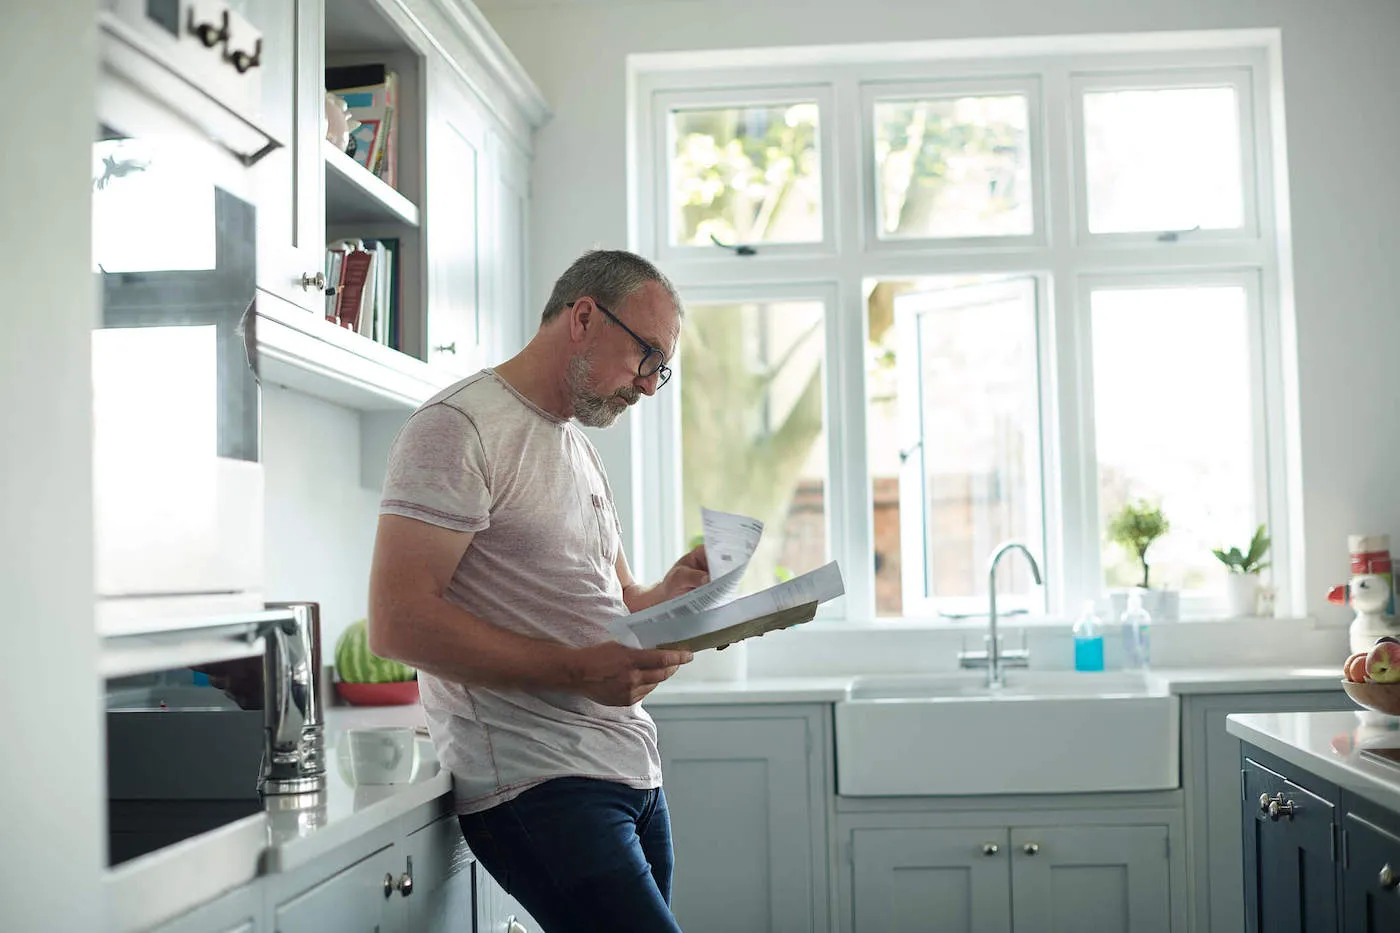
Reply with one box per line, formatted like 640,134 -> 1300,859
459,777 -> 682,933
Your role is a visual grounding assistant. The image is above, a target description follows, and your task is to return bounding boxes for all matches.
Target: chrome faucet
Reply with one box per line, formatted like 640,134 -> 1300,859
959,542 -> 1043,688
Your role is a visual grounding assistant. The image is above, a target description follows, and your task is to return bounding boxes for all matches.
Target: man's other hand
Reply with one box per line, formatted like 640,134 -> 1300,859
568,642 -> 694,706
656,545 -> 709,603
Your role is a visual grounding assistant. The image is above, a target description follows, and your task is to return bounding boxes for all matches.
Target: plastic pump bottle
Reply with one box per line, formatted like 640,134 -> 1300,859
1122,590 -> 1152,670
1072,601 -> 1105,672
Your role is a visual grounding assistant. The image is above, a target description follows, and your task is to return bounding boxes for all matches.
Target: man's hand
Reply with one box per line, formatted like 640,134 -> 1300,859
655,544 -> 709,603
567,642 -> 694,706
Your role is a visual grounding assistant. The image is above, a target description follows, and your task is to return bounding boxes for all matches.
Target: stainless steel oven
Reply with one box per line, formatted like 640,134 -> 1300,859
93,1 -> 280,630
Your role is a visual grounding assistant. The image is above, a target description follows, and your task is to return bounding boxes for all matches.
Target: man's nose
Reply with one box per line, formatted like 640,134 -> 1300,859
634,371 -> 660,397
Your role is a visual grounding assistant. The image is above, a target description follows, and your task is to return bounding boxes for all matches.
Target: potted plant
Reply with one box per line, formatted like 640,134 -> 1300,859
1213,524 -> 1271,617
333,618 -> 420,706
1107,499 -> 1179,621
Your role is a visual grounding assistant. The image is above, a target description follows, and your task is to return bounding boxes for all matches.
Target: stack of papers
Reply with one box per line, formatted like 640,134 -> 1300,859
608,508 -> 845,651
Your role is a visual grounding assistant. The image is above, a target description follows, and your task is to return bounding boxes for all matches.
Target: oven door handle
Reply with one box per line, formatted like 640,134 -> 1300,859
98,12 -> 282,167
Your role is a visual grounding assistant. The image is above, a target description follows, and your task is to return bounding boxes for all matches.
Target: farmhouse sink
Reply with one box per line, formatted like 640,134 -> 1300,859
835,670 -> 1180,796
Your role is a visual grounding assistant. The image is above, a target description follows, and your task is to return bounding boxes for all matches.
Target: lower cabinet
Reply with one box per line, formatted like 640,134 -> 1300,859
1239,744 -> 1400,933
651,705 -> 832,933
475,862 -> 543,933
274,845 -> 402,933
1341,809 -> 1400,933
148,883 -> 265,933
848,822 -> 1171,933
403,813 -> 477,932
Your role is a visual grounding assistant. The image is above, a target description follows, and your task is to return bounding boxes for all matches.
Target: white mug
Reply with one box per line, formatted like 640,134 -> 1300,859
346,726 -> 419,785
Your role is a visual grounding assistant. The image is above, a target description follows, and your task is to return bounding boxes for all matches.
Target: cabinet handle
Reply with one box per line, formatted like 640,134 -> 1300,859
397,856 -> 413,897
1258,793 -> 1272,814
1022,842 -> 1040,856
506,918 -> 527,933
227,39 -> 262,74
300,272 -> 327,291
1381,864 -> 1399,891
982,842 -> 999,856
1267,797 -> 1296,821
383,872 -> 394,899
433,342 -> 458,355
187,8 -> 229,49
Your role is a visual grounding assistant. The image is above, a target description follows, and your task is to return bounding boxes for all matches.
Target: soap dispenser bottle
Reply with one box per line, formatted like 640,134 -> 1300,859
1122,590 -> 1152,670
1073,601 -> 1105,672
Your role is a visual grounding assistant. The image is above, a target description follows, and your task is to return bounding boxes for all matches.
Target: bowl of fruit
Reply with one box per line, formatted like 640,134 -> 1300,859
333,619 -> 420,706
1342,637 -> 1400,716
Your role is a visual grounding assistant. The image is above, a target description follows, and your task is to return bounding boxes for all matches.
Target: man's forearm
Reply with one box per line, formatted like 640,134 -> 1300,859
621,582 -> 666,613
370,595 -> 579,692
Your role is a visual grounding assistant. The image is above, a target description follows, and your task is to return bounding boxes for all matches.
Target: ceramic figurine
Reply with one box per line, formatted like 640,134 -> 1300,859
324,92 -> 360,153
1329,573 -> 1400,654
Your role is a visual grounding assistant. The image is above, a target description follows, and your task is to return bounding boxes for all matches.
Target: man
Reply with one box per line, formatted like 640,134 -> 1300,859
368,249 -> 703,932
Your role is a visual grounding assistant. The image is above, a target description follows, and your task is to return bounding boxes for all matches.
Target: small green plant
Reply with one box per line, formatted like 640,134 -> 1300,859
1108,499 -> 1171,589
1213,524 -> 1271,576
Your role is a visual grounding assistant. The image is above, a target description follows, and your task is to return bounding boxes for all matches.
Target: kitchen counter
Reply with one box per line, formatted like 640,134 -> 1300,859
1227,709 -> 1400,814
644,665 -> 1345,705
104,704 -> 452,933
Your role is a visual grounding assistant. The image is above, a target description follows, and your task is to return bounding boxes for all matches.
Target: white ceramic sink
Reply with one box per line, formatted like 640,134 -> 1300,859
835,670 -> 1180,796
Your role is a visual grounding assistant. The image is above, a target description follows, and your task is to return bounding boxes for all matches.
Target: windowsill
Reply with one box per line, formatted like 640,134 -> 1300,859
802,613 -> 1331,633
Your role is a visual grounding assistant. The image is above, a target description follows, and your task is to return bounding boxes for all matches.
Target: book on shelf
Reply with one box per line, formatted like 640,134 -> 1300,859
326,64 -> 398,189
323,237 -> 401,350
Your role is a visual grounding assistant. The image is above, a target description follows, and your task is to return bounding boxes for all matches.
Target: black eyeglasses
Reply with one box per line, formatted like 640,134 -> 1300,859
568,300 -> 672,388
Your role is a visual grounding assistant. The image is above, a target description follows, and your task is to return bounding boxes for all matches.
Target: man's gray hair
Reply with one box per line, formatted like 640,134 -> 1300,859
540,249 -> 683,325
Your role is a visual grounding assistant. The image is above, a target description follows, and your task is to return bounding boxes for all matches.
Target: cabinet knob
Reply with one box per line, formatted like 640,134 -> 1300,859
300,272 -> 327,291
1022,842 -> 1040,856
397,872 -> 413,897
982,842 -> 999,856
1267,797 -> 1296,821
227,39 -> 262,74
506,917 -> 528,933
383,872 -> 394,899
187,8 -> 229,49
1258,793 -> 1272,814
433,342 -> 458,355
1381,864 -> 1399,891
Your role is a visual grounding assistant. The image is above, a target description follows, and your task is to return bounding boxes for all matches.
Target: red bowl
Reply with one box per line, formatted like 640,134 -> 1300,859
334,680 -> 420,706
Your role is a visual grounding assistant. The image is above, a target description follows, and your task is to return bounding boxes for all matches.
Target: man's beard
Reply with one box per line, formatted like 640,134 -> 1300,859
566,353 -> 640,428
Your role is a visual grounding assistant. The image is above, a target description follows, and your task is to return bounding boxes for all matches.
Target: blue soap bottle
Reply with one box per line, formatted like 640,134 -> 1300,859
1073,600 -> 1106,672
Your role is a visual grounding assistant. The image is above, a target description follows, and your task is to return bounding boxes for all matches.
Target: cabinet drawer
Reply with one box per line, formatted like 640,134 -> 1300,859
1243,757 -> 1334,851
1344,812 -> 1400,932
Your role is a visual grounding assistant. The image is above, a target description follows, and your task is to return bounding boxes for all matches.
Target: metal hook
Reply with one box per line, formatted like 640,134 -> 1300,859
709,233 -> 758,256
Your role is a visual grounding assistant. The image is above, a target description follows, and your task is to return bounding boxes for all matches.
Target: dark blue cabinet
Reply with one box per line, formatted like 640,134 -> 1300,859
1241,756 -> 1338,933
1341,805 -> 1400,933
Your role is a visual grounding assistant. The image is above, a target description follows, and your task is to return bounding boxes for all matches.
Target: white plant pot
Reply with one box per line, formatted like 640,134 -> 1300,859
1225,573 -> 1259,618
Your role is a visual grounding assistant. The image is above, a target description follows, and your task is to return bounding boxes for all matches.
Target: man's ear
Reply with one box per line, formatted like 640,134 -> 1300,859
568,298 -> 595,344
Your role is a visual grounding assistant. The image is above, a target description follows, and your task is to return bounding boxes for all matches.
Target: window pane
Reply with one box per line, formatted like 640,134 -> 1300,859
680,300 -> 827,595
669,104 -> 822,247
873,95 -> 1033,240
1092,286 -> 1256,596
867,278 -> 1043,616
1083,87 -> 1244,233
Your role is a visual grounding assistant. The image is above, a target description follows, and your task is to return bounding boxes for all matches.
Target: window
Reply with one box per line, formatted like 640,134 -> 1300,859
633,41 -> 1287,621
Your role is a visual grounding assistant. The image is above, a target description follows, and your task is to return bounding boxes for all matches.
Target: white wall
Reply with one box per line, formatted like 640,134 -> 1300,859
482,0 -> 1400,620
0,1 -> 105,929
262,386 -> 382,659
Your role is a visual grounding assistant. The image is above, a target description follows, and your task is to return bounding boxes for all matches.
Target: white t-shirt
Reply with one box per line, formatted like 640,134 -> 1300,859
379,369 -> 661,814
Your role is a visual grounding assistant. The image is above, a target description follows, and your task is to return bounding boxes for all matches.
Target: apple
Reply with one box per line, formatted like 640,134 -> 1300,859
1366,641 -> 1400,684
1346,652 -> 1371,683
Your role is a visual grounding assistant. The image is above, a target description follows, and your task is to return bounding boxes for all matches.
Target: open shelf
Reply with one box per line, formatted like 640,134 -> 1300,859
255,287 -> 453,412
323,139 -> 420,227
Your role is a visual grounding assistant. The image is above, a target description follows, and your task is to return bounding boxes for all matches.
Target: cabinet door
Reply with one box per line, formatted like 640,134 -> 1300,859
485,129 -> 531,358
151,883 -> 264,933
849,827 -> 1012,933
475,861 -> 543,933
402,813 -> 475,933
425,61 -> 487,377
1009,825 -> 1170,933
248,0 -> 326,313
1343,813 -> 1400,933
657,716 -> 823,932
274,846 -> 396,933
1242,758 -> 1338,933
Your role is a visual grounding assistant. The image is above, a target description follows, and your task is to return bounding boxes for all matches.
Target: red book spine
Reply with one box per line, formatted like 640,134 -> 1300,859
337,251 -> 372,331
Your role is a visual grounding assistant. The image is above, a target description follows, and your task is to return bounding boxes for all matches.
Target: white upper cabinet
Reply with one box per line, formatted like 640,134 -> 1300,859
425,61 -> 488,378
248,0 -> 549,412
249,0 -> 326,314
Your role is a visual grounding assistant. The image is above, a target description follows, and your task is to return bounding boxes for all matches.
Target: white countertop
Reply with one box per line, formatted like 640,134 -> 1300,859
104,704 -> 453,933
1227,710 -> 1400,814
644,666 -> 1345,705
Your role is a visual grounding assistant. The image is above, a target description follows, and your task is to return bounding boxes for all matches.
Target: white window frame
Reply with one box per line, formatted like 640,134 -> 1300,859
646,84 -> 840,266
861,76 -> 1047,252
629,37 -> 1292,623
1069,67 -> 1261,245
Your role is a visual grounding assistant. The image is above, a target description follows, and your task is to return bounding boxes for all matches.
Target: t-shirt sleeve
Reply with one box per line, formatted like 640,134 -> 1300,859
379,403 -> 491,533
